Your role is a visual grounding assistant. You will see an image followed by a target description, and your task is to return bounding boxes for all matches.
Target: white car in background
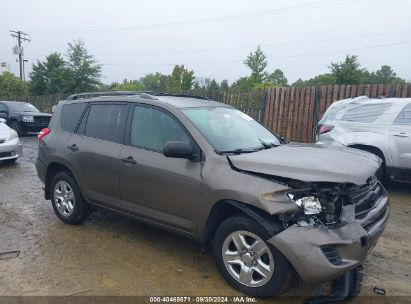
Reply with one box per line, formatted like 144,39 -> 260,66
0,118 -> 22,163
316,96 -> 411,182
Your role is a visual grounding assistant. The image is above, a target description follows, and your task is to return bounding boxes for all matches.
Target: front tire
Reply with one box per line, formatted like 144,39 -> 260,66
50,171 -> 89,224
212,215 -> 291,298
9,121 -> 26,136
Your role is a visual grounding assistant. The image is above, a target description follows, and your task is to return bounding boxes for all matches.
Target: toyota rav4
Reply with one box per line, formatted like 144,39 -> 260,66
35,92 -> 389,301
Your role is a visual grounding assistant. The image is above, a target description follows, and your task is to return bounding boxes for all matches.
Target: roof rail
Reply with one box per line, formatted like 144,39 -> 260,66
66,91 -> 211,101
149,92 -> 212,100
66,91 -> 155,100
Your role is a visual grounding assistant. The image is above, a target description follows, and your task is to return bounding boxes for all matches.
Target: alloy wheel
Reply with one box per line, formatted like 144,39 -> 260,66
221,230 -> 274,287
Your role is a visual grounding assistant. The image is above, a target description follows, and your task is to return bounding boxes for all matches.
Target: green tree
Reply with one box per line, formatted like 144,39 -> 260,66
139,72 -> 168,91
267,69 -> 288,86
166,65 -> 195,91
65,40 -> 102,93
231,76 -> 253,91
369,65 -> 405,85
292,78 -> 305,86
292,73 -> 336,86
28,53 -> 66,95
0,72 -> 28,97
220,80 -> 229,90
329,55 -> 366,84
244,46 -> 268,84
109,79 -> 142,91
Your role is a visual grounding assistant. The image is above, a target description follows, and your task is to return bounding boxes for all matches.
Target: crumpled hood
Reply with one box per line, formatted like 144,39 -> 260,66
228,143 -> 381,185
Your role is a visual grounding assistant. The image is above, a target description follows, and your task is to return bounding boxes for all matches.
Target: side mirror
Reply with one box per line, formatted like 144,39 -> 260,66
0,118 -> 5,123
163,141 -> 194,159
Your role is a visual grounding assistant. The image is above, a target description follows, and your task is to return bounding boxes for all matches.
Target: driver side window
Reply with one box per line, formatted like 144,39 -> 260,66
130,105 -> 190,152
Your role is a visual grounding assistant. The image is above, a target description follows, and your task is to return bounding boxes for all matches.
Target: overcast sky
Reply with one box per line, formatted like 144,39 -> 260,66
1,0 -> 411,84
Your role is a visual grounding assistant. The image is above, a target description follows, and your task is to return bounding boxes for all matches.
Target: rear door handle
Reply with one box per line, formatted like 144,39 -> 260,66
121,156 -> 137,165
67,144 -> 79,152
393,132 -> 409,138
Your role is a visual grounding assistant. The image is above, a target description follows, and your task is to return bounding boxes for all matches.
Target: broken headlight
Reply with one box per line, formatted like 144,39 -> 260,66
288,186 -> 343,225
288,194 -> 322,215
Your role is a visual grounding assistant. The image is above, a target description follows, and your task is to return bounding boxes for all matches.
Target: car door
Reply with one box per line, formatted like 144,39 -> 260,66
389,103 -> 411,180
119,104 -> 203,234
66,102 -> 129,208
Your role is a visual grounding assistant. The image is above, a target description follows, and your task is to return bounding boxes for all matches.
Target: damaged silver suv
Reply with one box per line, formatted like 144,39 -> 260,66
36,92 -> 389,300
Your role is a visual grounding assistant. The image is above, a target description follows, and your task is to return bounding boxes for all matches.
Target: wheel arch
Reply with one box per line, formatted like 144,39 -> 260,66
45,162 -> 77,200
201,200 -> 283,253
348,144 -> 386,162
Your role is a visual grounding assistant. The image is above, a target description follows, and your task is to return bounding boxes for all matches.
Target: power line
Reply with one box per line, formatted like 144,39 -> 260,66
10,30 -> 31,80
30,0 -> 364,35
91,28 -> 411,57
99,40 -> 411,68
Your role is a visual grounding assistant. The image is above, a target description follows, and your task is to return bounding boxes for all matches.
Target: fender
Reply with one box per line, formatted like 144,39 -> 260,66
201,200 -> 283,252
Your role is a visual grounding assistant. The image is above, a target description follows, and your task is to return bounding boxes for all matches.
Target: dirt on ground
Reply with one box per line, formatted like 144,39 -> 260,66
0,137 -> 410,303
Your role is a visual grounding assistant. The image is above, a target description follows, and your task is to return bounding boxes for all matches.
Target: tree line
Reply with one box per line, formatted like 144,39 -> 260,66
0,41 -> 408,97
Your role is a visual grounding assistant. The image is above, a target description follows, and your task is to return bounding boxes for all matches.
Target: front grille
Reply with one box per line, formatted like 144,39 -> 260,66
0,139 -> 5,144
345,176 -> 388,230
33,116 -> 51,125
321,246 -> 342,265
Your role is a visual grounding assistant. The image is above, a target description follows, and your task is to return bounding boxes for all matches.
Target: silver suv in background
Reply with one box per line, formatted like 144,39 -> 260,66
316,96 -> 411,182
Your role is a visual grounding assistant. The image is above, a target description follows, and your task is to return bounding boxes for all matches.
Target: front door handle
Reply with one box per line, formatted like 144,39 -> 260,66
67,144 -> 79,152
121,156 -> 137,165
393,132 -> 409,138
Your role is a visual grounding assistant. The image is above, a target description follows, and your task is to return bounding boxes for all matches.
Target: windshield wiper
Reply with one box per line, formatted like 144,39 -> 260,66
258,138 -> 280,149
217,147 -> 264,155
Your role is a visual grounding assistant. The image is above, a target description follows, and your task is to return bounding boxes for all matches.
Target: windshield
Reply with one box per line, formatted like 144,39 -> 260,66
182,107 -> 280,153
7,102 -> 39,113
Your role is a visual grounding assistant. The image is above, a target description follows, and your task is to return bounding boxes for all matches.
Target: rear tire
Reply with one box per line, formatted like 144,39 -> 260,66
50,171 -> 89,224
212,215 -> 291,298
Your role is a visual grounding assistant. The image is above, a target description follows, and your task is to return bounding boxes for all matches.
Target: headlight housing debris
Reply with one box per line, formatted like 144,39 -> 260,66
288,194 -> 322,215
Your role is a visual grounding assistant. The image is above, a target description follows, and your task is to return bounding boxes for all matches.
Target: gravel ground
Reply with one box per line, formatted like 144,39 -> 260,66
0,136 -> 410,303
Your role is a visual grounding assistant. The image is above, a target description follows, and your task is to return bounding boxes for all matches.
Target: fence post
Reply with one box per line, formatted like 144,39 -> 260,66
312,86 -> 321,141
260,88 -> 268,124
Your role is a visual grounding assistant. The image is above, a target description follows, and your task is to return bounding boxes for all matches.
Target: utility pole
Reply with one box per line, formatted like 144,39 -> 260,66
23,59 -> 29,81
10,30 -> 30,80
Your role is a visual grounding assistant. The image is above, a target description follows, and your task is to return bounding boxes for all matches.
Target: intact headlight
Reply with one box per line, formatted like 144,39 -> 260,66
8,129 -> 18,141
288,194 -> 322,215
22,116 -> 34,123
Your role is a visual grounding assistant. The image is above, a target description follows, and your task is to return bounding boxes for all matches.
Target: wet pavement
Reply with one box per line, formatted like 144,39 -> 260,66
0,136 -> 410,301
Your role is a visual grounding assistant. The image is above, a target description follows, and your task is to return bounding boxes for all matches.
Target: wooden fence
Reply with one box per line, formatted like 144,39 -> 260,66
2,84 -> 410,143
263,84 -> 411,142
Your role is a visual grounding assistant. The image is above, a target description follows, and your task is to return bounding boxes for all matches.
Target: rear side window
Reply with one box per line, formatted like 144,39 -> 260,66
340,103 -> 391,123
393,103 -> 411,125
60,103 -> 87,132
84,104 -> 128,142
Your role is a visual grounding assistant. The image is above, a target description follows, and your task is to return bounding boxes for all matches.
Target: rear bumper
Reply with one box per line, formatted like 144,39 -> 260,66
0,138 -> 22,161
268,197 -> 389,284
35,157 -> 47,184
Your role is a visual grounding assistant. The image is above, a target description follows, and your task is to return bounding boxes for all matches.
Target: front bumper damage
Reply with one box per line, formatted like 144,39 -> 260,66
268,181 -> 389,301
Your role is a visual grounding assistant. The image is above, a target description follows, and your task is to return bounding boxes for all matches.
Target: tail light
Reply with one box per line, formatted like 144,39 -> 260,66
319,124 -> 334,134
38,128 -> 50,141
